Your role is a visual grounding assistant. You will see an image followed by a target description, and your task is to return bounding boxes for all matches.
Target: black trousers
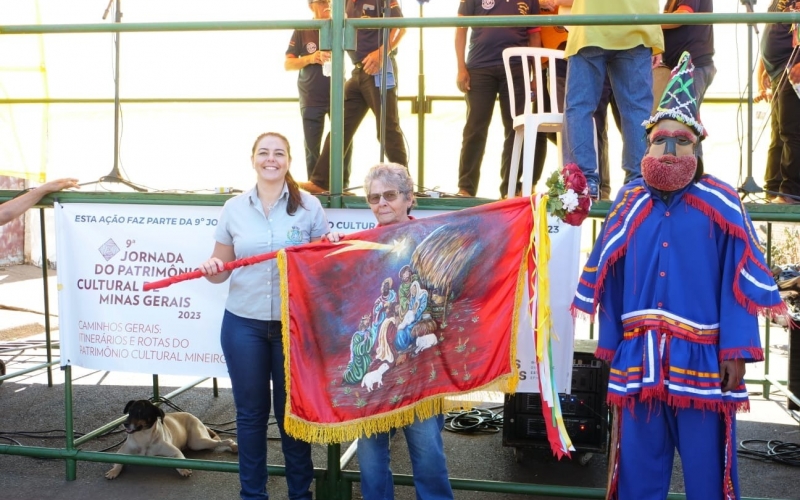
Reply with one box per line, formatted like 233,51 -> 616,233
310,62 -> 407,190
457,64 -> 527,197
765,75 -> 800,197
300,105 -> 352,179
764,77 -> 783,194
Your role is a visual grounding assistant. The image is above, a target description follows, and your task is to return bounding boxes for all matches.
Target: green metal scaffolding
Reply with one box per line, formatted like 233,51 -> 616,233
1,9 -> 800,500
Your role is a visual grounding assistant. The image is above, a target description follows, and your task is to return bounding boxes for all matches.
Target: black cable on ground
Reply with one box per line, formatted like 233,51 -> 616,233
149,395 -> 284,438
150,395 -> 186,413
738,439 -> 800,466
0,435 -> 23,446
443,407 -> 503,434
97,438 -> 128,453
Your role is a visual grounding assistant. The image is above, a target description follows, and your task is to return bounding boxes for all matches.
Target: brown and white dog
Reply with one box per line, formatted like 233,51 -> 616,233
105,399 -> 238,479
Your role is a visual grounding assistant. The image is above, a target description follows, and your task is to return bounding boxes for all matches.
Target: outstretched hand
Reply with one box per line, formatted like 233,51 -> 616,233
0,177 -> 80,226
40,178 -> 79,194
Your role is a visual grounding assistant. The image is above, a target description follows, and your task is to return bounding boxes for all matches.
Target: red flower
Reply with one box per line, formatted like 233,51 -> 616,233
562,164 -> 588,195
563,194 -> 591,226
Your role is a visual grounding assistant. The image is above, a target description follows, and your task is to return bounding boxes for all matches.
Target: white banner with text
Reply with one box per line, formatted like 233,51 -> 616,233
55,203 -> 579,384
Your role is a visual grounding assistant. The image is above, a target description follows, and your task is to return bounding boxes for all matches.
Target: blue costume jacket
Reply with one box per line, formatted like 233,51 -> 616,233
572,176 -> 785,412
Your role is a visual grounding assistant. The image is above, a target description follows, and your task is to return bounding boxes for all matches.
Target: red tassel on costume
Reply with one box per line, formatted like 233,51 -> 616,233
602,188 -> 649,245
720,346 -> 764,362
684,193 -> 748,242
570,304 -> 593,321
591,202 -> 653,310
594,347 -> 616,362
607,395 -> 636,415
723,409 -> 737,499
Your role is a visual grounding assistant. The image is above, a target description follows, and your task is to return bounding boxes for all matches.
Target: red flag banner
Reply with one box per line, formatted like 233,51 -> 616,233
280,197 -> 535,443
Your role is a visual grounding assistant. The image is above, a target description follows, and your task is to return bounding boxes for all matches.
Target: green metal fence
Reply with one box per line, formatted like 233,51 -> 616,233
2,10 -> 800,500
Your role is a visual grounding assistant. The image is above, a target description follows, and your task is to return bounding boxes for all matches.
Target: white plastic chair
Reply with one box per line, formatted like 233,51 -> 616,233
502,46 -> 597,199
502,47 -> 565,200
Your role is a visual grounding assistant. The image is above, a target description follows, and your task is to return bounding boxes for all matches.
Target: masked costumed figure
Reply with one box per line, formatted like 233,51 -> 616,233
572,52 -> 786,500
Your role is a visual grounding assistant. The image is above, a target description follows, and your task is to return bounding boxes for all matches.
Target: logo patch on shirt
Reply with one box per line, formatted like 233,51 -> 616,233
306,42 -> 318,54
517,2 -> 529,15
287,226 -> 303,244
482,0 -> 495,10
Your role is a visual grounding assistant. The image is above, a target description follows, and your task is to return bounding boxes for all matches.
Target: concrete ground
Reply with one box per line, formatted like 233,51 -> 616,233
1,264 -> 799,500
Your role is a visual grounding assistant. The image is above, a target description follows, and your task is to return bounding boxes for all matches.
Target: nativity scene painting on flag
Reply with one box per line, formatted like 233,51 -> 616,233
280,198 -> 536,444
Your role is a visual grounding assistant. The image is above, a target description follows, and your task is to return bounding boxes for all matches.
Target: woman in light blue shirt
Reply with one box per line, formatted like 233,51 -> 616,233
199,132 -> 329,500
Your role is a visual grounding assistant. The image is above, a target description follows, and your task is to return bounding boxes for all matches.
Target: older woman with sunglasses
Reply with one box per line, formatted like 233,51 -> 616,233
353,163 -> 454,500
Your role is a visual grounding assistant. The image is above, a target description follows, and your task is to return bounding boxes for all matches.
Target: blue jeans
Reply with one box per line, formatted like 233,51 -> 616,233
692,63 -> 716,106
356,415 -> 453,500
221,311 -> 313,500
692,63 -> 716,160
564,45 -> 653,186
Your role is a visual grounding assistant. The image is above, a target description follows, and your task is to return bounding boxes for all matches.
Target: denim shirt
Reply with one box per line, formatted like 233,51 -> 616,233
215,184 -> 328,320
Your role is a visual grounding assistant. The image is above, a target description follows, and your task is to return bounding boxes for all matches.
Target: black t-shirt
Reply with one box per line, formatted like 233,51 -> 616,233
662,0 -> 715,69
761,23 -> 797,82
458,0 -> 540,70
286,30 -> 330,109
347,0 -> 404,64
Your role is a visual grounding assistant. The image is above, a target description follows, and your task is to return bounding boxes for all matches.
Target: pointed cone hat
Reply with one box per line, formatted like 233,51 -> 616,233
644,51 -> 706,139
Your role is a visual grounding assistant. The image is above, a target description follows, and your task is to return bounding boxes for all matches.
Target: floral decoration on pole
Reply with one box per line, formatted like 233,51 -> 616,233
544,163 -> 592,226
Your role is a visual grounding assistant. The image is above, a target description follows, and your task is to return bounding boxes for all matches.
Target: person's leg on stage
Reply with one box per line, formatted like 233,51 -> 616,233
457,66 -> 498,196
564,47 -> 607,198
607,45 -> 653,184
308,73 -> 369,191
301,106 -> 328,178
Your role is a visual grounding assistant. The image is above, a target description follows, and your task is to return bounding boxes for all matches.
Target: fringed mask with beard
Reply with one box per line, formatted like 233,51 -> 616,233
642,128 -> 699,192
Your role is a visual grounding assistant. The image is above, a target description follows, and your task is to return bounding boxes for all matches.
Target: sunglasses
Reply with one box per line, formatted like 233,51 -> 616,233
366,190 -> 404,205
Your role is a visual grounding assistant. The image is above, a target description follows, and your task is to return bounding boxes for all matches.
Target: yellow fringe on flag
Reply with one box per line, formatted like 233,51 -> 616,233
284,374 -> 517,444
278,250 -> 292,423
